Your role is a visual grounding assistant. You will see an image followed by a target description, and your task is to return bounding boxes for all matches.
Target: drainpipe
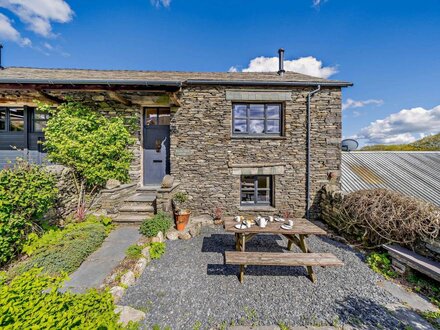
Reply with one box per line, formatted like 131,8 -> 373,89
306,84 -> 321,221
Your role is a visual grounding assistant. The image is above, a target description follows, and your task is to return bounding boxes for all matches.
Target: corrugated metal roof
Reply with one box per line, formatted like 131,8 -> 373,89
341,151 -> 440,207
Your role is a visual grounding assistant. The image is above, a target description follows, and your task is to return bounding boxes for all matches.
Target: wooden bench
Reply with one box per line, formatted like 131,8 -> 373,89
384,244 -> 440,282
225,251 -> 343,283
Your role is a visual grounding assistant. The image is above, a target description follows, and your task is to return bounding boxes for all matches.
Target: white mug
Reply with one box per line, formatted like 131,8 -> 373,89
234,216 -> 241,222
288,219 -> 293,227
268,216 -> 274,222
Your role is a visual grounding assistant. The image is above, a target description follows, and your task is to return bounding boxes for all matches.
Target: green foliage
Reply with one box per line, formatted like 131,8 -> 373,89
126,245 -> 142,259
173,192 -> 188,204
419,310 -> 440,329
139,211 -> 173,237
366,252 -> 398,279
0,159 -> 58,265
0,268 -> 135,329
42,101 -> 135,188
149,242 -> 166,260
361,133 -> 440,151
407,272 -> 440,308
10,221 -> 107,277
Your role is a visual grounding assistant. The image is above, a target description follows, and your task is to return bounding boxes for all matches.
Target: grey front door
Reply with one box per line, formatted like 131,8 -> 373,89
143,108 -> 170,185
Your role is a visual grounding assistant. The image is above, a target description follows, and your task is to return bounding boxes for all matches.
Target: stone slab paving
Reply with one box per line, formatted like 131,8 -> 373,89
121,226 -> 436,330
63,225 -> 141,293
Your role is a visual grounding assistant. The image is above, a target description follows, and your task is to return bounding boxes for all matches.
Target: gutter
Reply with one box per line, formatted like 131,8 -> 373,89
306,85 -> 321,221
0,78 -> 182,87
185,79 -> 352,87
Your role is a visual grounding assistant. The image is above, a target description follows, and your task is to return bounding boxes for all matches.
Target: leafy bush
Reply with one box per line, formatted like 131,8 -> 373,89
0,268 -> 135,329
366,252 -> 398,279
321,188 -> 440,248
126,245 -> 142,259
0,160 -> 58,265
41,101 -> 135,217
140,211 -> 173,237
150,242 -> 166,260
10,221 -> 107,277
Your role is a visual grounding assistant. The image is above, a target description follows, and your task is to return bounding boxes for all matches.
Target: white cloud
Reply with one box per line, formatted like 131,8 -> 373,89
312,0 -> 327,8
0,0 -> 73,37
0,13 -> 30,46
151,0 -> 171,8
232,55 -> 337,79
342,98 -> 384,111
355,105 -> 440,145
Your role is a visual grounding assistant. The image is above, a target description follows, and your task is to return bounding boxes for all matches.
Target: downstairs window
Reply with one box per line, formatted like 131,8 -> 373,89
240,175 -> 273,206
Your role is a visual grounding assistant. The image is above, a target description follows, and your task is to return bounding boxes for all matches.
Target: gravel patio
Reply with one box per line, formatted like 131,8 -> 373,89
121,226 -> 402,329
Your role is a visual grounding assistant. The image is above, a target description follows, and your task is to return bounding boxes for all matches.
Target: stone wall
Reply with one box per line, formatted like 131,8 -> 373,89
170,86 -> 342,218
45,165 -> 78,218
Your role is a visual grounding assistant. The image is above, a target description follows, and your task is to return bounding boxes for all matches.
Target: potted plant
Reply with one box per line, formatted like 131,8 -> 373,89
213,207 -> 223,225
173,192 -> 191,231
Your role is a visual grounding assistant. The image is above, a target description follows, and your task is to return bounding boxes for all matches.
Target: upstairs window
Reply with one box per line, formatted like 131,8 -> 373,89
240,175 -> 273,206
233,103 -> 282,136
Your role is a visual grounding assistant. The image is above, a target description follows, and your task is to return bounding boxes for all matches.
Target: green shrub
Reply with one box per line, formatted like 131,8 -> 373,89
126,245 -> 142,259
0,159 -> 58,265
42,102 -> 135,216
10,221 -> 107,277
140,211 -> 173,237
150,242 -> 166,260
0,268 -> 135,329
366,252 -> 398,279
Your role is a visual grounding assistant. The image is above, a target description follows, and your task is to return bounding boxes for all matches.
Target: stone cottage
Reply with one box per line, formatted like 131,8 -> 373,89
0,58 -> 352,221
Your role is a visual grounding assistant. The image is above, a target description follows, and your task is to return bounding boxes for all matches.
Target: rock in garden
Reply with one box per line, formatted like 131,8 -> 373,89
166,229 -> 179,241
151,231 -> 164,243
178,232 -> 191,240
109,286 -> 125,303
189,223 -> 201,237
120,271 -> 136,287
191,214 -> 214,226
134,257 -> 148,276
105,179 -> 121,190
141,246 -> 151,258
161,175 -> 174,188
114,305 -> 146,325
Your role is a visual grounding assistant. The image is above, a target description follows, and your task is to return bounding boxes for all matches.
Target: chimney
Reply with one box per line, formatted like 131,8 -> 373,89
0,44 -> 3,70
277,48 -> 285,76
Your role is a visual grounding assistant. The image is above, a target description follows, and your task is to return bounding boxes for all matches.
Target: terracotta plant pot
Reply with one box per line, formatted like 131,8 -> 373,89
175,211 -> 191,231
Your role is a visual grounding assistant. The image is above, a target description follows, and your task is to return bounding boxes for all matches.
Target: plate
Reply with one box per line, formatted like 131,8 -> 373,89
235,223 -> 247,230
281,224 -> 293,230
274,217 -> 285,222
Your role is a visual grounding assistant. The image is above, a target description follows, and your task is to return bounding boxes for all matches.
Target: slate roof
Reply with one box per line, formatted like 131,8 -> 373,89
0,67 -> 352,86
341,151 -> 440,207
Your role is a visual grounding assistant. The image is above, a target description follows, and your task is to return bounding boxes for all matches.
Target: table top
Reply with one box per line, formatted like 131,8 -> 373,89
224,217 -> 327,235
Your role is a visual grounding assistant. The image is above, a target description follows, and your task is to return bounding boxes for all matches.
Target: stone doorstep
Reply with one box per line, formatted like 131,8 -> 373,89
124,193 -> 156,203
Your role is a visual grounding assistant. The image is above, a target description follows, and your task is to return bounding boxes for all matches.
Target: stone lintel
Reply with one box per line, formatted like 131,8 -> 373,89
225,90 -> 292,101
231,165 -> 285,175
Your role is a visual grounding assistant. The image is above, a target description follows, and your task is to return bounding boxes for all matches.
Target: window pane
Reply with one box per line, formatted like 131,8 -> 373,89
145,108 -> 157,125
9,109 -> 24,132
257,176 -> 270,189
34,121 -> 47,132
241,192 -> 255,204
158,108 -> 170,125
233,104 -> 247,118
266,120 -> 280,133
34,111 -> 49,120
249,120 -> 264,134
257,190 -> 271,203
0,109 -> 5,131
267,105 -> 280,119
249,104 -> 264,118
234,119 -> 247,133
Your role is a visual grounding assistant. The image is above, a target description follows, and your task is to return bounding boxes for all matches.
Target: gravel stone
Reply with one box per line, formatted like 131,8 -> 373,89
121,227 -> 400,330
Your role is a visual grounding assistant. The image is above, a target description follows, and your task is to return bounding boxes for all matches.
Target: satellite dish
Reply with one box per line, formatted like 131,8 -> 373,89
341,139 -> 359,152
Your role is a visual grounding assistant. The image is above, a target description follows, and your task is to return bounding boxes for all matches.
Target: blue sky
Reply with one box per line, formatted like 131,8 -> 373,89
1,0 -> 439,146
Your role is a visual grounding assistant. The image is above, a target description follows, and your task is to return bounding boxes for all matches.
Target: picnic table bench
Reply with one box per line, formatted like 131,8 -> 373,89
224,217 -> 343,283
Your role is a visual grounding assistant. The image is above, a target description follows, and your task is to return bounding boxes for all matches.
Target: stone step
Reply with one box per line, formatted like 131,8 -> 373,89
119,205 -> 155,213
125,193 -> 156,203
114,214 -> 151,224
137,185 -> 161,192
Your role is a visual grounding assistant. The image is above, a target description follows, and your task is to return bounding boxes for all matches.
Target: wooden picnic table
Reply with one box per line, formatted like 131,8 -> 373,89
224,217 -> 343,283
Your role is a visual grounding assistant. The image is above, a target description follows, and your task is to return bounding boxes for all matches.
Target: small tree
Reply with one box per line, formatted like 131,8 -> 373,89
42,102 -> 135,218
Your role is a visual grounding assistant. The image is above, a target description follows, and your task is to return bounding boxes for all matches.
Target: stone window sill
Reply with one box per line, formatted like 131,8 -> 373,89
230,135 -> 287,140
238,205 -> 277,212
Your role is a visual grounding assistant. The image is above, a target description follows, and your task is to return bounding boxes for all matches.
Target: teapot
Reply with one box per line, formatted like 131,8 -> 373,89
256,216 -> 268,228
